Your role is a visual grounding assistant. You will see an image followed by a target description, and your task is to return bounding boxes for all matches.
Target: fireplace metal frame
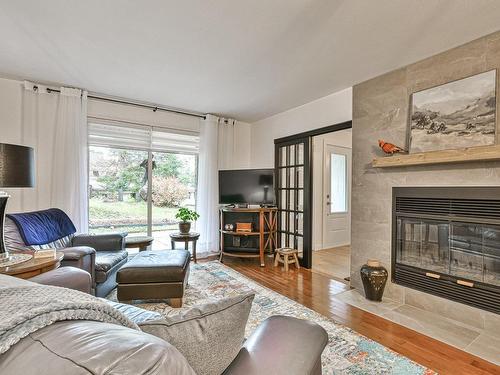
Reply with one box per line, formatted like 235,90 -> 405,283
392,187 -> 500,315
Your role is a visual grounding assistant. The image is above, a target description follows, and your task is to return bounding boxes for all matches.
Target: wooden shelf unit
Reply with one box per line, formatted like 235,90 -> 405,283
220,230 -> 272,236
372,145 -> 500,168
219,207 -> 277,267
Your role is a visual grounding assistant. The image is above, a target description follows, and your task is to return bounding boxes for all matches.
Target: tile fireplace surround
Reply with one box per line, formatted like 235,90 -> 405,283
351,30 -> 500,341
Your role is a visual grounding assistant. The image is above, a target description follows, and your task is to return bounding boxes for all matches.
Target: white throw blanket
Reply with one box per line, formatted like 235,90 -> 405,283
0,285 -> 139,354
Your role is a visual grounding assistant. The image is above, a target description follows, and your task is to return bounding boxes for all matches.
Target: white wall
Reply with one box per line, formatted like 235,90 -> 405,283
232,122 -> 251,168
249,87 -> 352,250
250,87 -> 352,168
312,129 -> 352,250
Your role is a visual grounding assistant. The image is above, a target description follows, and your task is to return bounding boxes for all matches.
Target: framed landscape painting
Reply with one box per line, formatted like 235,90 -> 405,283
409,70 -> 497,153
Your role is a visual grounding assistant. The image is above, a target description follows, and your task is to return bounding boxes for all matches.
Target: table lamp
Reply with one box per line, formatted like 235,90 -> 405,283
0,143 -> 35,263
258,174 -> 274,206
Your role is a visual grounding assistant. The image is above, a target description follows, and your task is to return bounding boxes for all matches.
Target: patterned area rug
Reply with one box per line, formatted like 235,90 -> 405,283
108,261 -> 436,375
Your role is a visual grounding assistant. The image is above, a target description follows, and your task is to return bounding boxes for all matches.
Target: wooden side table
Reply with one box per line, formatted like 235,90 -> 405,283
169,232 -> 200,263
0,251 -> 64,279
125,236 -> 154,251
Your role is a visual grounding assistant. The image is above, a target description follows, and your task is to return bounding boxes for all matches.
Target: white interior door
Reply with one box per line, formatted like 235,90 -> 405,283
322,144 -> 351,248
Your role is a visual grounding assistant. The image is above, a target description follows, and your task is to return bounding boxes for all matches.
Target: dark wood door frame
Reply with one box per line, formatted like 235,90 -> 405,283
274,121 -> 352,144
274,120 -> 352,269
275,136 -> 311,267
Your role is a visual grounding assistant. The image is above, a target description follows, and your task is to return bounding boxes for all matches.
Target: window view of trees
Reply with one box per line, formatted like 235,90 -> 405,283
88,146 -> 196,241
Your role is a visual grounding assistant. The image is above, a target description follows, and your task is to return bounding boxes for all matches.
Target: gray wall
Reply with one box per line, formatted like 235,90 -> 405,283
351,31 -> 500,325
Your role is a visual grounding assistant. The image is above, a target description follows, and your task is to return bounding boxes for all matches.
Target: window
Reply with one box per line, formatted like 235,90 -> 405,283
88,146 -> 149,235
88,121 -> 199,251
330,153 -> 347,213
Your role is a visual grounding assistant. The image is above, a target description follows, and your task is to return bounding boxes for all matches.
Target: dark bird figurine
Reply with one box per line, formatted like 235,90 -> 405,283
378,140 -> 406,155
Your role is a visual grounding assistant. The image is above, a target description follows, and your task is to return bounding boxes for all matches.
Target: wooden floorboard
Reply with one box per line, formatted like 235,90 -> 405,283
218,255 -> 500,375
312,245 -> 351,281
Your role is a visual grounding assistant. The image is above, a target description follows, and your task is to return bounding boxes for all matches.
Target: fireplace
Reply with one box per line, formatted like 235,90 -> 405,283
392,187 -> 500,315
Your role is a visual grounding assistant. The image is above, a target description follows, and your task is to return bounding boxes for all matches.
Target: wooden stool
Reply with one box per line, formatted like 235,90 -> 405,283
274,247 -> 300,271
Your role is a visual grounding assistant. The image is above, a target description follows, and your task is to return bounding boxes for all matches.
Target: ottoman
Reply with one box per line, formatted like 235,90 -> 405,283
116,250 -> 190,307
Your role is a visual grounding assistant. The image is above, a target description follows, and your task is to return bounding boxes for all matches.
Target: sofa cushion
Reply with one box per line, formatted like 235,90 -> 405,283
117,250 -> 190,284
95,251 -> 128,282
30,267 -> 92,294
0,321 -> 196,375
3,217 -> 73,251
6,209 -> 76,246
106,300 -> 163,324
139,293 -> 255,375
72,233 -> 125,252
0,273 -> 36,288
95,251 -> 128,273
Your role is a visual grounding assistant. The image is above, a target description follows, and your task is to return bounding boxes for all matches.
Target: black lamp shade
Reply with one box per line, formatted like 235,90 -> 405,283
258,174 -> 273,186
0,143 -> 35,188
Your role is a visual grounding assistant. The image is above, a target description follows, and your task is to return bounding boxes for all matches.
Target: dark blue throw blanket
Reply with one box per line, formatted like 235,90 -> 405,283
7,208 -> 76,246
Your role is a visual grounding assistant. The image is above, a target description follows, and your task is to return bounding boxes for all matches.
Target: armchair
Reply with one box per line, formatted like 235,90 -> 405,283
4,212 -> 128,297
72,233 -> 128,296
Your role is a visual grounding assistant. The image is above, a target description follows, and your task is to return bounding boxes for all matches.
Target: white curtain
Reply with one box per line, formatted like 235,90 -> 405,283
21,82 -> 89,232
196,115 -> 236,255
196,114 -> 219,255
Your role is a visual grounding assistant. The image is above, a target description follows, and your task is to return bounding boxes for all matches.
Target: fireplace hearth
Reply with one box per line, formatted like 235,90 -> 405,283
392,187 -> 500,315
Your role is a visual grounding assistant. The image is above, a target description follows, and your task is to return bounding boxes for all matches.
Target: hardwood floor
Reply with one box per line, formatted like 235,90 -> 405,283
312,245 -> 350,281
221,255 -> 500,375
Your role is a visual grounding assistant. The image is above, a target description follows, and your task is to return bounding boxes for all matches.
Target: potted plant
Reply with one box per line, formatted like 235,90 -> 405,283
175,207 -> 200,234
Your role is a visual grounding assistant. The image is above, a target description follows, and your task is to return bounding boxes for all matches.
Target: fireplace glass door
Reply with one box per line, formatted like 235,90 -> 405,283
393,187 -> 500,314
450,223 -> 484,282
396,217 -> 500,286
483,227 -> 500,286
396,218 -> 450,274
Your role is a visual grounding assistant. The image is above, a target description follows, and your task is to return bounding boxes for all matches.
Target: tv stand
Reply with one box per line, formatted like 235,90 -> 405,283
224,203 -> 248,208
219,207 -> 277,267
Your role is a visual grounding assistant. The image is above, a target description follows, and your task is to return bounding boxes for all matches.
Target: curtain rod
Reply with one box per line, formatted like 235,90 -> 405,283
33,85 -> 206,120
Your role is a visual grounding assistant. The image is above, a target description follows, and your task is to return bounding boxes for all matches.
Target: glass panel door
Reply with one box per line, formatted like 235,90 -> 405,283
89,145 -> 197,254
329,153 -> 347,213
150,152 -> 198,250
275,137 -> 311,268
88,146 -> 149,239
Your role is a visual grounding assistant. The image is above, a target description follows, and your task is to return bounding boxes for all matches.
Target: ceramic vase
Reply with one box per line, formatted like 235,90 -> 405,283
360,259 -> 388,302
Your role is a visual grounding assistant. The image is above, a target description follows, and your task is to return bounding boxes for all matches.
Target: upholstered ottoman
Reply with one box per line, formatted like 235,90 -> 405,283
116,250 -> 190,307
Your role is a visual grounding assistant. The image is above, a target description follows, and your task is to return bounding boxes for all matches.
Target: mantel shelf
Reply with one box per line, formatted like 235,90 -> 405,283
372,145 -> 500,168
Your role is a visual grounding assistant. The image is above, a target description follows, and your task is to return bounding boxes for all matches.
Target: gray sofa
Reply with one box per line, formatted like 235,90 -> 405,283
4,215 -> 128,297
0,270 -> 328,375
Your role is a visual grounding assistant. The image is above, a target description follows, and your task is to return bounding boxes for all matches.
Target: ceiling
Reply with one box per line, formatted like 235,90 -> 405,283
1,1 -> 500,122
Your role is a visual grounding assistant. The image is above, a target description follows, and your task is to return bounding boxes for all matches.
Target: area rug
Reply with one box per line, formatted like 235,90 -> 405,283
108,261 -> 436,375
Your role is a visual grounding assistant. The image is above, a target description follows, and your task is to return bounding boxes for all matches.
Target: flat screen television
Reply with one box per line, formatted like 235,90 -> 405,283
219,169 -> 275,205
